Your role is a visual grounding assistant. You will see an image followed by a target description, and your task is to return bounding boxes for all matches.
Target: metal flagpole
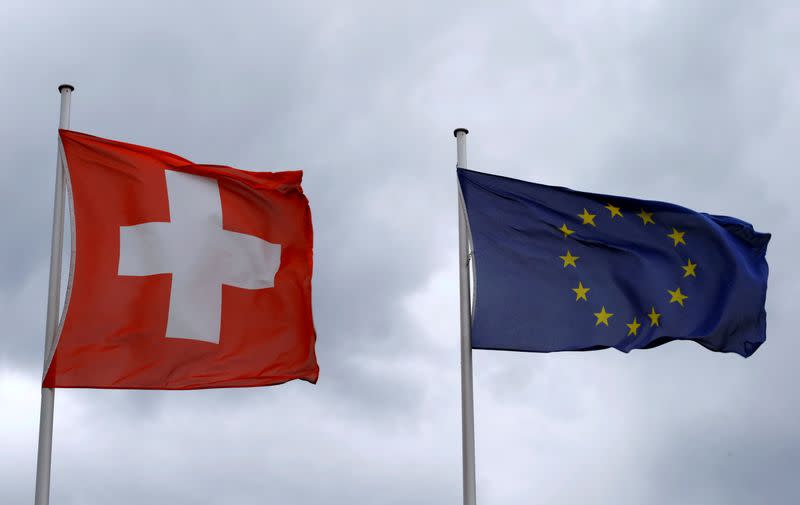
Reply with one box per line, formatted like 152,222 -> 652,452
455,127 -> 476,505
34,83 -> 74,505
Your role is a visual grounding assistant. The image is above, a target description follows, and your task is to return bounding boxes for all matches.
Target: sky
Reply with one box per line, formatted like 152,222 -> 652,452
1,1 -> 798,504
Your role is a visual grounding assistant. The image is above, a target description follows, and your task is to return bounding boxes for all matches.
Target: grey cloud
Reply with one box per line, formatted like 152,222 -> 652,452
2,1 -> 799,504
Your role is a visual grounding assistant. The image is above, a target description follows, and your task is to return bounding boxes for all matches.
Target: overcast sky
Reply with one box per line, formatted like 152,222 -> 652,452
1,1 -> 798,504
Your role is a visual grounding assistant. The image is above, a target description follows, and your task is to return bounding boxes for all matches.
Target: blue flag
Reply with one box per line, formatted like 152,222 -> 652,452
458,168 -> 771,358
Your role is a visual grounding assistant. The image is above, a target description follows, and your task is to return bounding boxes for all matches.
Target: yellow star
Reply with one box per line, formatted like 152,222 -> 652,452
682,258 -> 697,277
558,223 -> 575,238
605,204 -> 623,219
626,317 -> 641,336
594,306 -> 614,326
572,281 -> 590,301
668,287 -> 688,307
577,208 -> 597,226
559,250 -> 579,268
637,209 -> 655,225
647,307 -> 661,327
667,228 -> 686,246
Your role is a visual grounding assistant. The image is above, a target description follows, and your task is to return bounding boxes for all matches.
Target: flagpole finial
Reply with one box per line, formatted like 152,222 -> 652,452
453,128 -> 469,137
58,84 -> 74,93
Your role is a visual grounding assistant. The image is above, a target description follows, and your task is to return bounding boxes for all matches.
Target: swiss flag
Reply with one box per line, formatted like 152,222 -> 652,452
43,130 -> 318,389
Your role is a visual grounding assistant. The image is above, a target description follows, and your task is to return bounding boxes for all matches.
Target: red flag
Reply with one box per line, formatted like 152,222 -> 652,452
43,130 -> 318,389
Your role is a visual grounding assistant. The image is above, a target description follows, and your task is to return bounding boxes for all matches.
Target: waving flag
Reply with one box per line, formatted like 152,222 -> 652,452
458,168 -> 770,357
43,130 -> 318,389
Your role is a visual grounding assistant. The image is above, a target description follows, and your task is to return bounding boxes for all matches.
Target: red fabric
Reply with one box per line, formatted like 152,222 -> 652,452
43,130 -> 318,389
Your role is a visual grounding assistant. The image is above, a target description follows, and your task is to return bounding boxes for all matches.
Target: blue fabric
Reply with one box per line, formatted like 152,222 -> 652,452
458,168 -> 771,358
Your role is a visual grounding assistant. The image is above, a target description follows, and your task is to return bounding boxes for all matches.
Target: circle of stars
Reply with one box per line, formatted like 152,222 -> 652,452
557,203 -> 698,337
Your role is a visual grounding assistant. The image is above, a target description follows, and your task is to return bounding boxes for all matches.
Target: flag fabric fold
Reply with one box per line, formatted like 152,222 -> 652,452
458,168 -> 770,358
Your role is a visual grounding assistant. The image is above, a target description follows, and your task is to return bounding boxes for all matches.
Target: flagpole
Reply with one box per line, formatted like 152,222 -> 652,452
34,83 -> 74,505
455,127 -> 477,505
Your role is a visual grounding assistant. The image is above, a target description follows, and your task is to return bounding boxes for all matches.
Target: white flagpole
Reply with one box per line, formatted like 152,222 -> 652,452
34,83 -> 74,505
455,127 -> 477,505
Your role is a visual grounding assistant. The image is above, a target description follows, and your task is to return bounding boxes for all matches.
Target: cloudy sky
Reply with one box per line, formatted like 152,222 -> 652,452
2,1 -> 798,504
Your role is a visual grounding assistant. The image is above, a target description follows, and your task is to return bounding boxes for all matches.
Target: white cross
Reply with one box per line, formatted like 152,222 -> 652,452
118,170 -> 281,344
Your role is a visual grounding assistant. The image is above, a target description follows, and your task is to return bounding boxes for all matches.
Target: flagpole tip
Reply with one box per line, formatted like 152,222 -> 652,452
453,128 -> 469,137
58,84 -> 75,93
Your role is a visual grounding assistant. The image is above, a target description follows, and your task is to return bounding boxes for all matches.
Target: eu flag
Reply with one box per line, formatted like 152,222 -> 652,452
458,168 -> 771,358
